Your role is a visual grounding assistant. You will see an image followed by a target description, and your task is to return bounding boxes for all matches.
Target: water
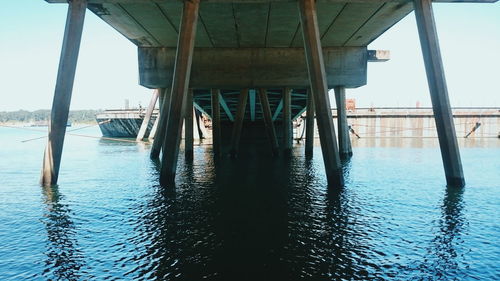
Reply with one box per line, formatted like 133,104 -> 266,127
0,126 -> 499,280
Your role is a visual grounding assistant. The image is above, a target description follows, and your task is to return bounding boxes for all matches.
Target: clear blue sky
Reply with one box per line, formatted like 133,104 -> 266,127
0,0 -> 498,111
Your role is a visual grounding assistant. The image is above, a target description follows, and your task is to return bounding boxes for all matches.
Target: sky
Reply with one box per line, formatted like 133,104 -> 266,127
0,1 -> 498,111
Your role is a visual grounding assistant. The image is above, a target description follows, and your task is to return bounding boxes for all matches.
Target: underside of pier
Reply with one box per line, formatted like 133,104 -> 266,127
41,0 -> 496,188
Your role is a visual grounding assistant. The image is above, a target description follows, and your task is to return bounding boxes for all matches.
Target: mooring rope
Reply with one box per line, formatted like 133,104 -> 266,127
0,120 -> 143,144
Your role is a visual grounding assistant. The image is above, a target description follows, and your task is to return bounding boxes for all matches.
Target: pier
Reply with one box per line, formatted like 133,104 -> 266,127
41,0 -> 497,188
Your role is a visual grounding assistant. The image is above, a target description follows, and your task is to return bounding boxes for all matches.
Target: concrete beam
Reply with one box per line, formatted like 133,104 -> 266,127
185,89 -> 194,161
334,86 -> 353,159
305,88 -> 315,157
414,0 -> 465,187
211,89 -> 222,158
138,47 -> 368,88
41,0 -> 87,186
282,88 -> 293,153
136,89 -> 159,141
299,0 -> 344,188
258,88 -> 280,157
159,0 -> 199,185
230,89 -> 249,157
151,88 -> 171,159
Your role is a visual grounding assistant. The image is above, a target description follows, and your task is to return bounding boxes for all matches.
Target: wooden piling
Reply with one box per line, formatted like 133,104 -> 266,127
305,88 -> 315,157
283,88 -> 293,154
150,88 -> 171,158
258,88 -> 280,157
230,88 -> 249,157
41,0 -> 87,186
185,89 -> 194,161
159,0 -> 199,185
414,0 -> 465,187
298,0 -> 344,187
136,89 -> 159,141
211,89 -> 222,158
334,86 -> 352,159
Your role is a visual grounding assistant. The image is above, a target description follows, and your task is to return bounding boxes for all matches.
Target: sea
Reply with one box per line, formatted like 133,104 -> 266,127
0,126 -> 499,280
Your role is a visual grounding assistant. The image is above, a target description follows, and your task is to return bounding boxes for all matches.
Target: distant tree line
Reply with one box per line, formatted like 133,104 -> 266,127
0,110 -> 101,124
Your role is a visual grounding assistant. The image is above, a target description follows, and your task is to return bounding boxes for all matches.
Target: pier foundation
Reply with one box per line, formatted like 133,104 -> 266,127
414,0 -> 465,187
159,0 -> 199,185
41,0 -> 87,186
334,86 -> 353,159
298,0 -> 344,188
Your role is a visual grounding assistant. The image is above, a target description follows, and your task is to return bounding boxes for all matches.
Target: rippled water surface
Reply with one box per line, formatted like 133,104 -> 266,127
0,127 -> 499,280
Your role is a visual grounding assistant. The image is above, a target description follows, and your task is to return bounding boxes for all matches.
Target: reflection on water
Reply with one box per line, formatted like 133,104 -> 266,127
41,185 -> 88,280
0,127 -> 498,280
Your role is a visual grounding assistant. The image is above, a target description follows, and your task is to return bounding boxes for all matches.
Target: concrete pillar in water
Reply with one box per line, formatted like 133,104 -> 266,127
298,0 -> 344,187
148,88 -> 166,141
136,89 -> 159,141
159,0 -> 199,185
305,88 -> 315,157
258,88 -> 280,157
414,0 -> 465,187
184,89 -> 194,161
211,89 -> 222,158
41,0 -> 87,186
150,88 -> 171,158
230,88 -> 249,157
283,88 -> 293,154
334,86 -> 353,159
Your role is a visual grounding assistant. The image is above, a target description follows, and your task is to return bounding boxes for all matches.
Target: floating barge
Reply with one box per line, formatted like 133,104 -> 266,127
96,109 -> 158,138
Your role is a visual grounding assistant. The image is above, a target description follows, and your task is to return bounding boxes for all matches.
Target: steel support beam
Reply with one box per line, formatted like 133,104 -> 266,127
219,93 -> 234,121
334,86 -> 353,159
259,88 -> 280,157
305,88 -> 315,157
136,89 -> 159,141
41,0 -> 87,186
272,99 -> 283,121
230,89 -> 249,157
159,0 -> 199,185
414,0 -> 465,187
298,0 -> 344,188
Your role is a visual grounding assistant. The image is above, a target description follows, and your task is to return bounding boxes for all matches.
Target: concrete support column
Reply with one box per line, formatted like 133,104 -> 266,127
148,88 -> 166,141
184,89 -> 194,161
298,0 -> 344,187
150,88 -> 171,158
41,0 -> 87,186
258,88 -> 280,157
211,89 -> 222,158
334,86 -> 352,159
159,0 -> 199,185
305,88 -> 315,157
230,88 -> 249,157
136,89 -> 159,141
414,0 -> 465,187
283,88 -> 293,154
